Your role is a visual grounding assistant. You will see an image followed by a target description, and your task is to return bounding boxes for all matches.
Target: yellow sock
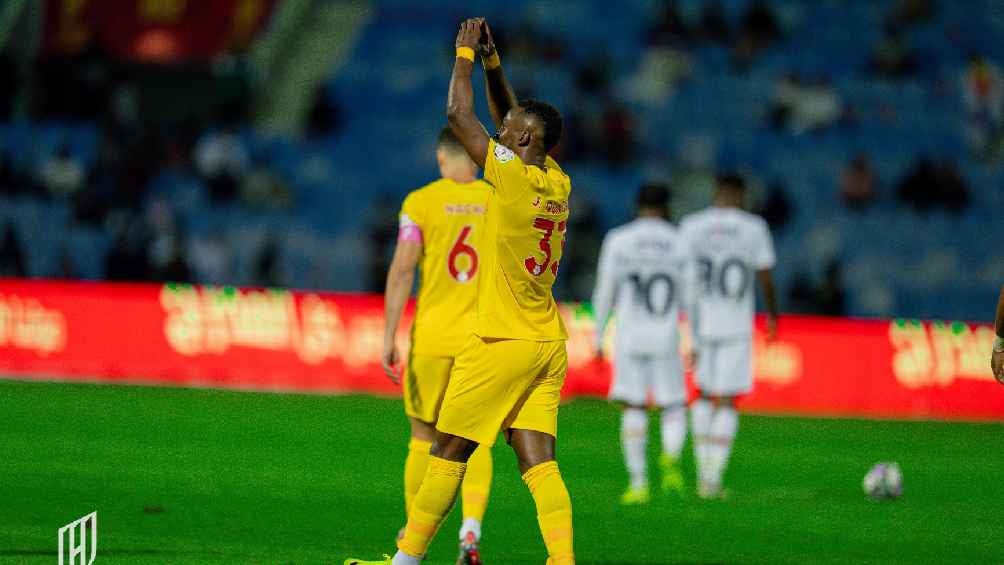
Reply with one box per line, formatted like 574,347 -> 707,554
523,461 -> 574,564
461,445 -> 493,525
404,438 -> 432,515
398,456 -> 466,557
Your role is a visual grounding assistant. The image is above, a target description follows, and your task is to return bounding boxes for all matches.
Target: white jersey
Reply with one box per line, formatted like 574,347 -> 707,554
593,217 -> 688,356
679,206 -> 776,341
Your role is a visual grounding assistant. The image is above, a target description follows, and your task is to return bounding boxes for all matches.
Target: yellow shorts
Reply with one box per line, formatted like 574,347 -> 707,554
437,335 -> 567,446
403,354 -> 453,423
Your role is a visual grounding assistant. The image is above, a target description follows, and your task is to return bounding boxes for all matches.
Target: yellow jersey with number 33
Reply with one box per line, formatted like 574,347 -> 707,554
475,139 -> 570,341
399,177 -> 491,356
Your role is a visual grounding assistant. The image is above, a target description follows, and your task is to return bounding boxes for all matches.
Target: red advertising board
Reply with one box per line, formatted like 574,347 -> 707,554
44,0 -> 276,61
0,279 -> 1000,421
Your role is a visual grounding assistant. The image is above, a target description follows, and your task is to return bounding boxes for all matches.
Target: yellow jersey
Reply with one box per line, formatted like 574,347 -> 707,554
475,139 -> 571,341
400,177 -> 491,357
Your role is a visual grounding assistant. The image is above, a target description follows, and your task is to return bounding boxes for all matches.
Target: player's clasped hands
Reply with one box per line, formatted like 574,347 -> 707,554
455,18 -> 484,50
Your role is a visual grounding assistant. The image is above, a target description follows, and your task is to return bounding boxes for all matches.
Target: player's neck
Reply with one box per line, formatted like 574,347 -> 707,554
519,148 -> 547,169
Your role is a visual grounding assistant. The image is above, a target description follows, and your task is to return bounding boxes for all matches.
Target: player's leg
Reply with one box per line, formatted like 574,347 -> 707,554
405,418 -> 436,516
690,343 -> 716,494
506,341 -> 574,565
609,352 -> 650,503
701,395 -> 738,499
652,354 -> 687,494
697,339 -> 750,499
510,428 -> 573,565
401,356 -> 453,516
395,431 -> 479,564
396,336 -> 542,563
459,443 -> 492,542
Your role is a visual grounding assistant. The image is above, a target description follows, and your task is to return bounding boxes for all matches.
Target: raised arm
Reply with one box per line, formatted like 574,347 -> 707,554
478,20 -> 517,129
447,19 -> 490,169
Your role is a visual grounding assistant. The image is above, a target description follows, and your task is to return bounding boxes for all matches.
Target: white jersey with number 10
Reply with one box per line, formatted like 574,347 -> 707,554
593,217 -> 688,355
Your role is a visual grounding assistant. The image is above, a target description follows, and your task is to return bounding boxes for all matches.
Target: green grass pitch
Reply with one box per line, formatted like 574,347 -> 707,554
2,379 -> 1003,564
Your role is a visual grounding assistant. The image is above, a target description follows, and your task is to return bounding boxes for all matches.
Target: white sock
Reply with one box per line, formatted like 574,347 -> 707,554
660,404 -> 686,460
459,517 -> 481,541
705,405 -> 738,487
392,550 -> 422,565
621,407 -> 649,489
690,398 -> 713,484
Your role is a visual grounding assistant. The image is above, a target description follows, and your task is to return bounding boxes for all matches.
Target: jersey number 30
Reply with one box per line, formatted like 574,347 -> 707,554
525,217 -> 567,277
448,225 -> 478,283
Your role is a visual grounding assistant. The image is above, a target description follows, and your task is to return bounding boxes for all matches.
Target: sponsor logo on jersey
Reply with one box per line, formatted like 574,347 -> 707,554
493,143 -> 515,163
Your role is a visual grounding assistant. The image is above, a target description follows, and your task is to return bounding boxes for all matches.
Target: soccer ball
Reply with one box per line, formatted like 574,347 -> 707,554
862,462 -> 903,500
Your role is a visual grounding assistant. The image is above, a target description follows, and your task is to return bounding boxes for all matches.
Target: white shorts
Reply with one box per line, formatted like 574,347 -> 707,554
695,338 -> 753,396
609,353 -> 685,407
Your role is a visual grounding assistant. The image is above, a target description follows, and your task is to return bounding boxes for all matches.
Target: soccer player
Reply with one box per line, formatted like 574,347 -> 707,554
991,284 -> 1004,384
592,183 -> 689,505
381,126 -> 494,563
347,18 -> 574,565
679,173 -> 778,499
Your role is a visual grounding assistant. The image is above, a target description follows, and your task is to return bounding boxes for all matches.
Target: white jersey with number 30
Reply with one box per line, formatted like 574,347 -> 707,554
679,207 -> 776,341
593,217 -> 688,355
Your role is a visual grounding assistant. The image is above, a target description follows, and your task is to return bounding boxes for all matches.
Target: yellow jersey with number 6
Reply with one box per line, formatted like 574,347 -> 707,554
475,140 -> 570,341
399,178 -> 491,356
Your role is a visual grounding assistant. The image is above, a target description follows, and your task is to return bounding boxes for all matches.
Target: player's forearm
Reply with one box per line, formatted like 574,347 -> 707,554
484,65 -> 517,128
995,284 -> 1004,338
447,58 -> 476,124
758,269 -> 779,320
383,268 -> 414,344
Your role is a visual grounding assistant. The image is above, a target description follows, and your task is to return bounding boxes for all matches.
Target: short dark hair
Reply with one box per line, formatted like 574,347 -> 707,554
519,98 -> 562,151
637,182 -> 671,212
716,173 -> 746,192
438,127 -> 465,153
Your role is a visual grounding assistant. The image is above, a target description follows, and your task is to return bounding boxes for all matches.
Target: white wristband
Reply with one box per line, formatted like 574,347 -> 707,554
994,336 -> 1004,353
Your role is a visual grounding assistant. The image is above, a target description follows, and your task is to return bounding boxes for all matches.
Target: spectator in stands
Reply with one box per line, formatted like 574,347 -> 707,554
0,224 -> 26,277
733,0 -> 782,69
840,154 -> 877,210
896,156 -> 970,213
768,74 -> 843,134
189,232 -> 232,285
150,236 -> 192,283
0,151 -> 22,195
647,0 -> 691,47
0,55 -> 16,120
868,23 -> 919,79
758,180 -> 793,233
242,154 -> 292,210
39,143 -> 85,199
623,43 -> 693,105
699,1 -> 731,43
105,222 -> 151,281
886,0 -> 935,29
253,236 -> 284,288
306,85 -> 342,138
962,54 -> 1003,157
788,259 -> 846,316
601,102 -> 637,167
194,124 -> 248,202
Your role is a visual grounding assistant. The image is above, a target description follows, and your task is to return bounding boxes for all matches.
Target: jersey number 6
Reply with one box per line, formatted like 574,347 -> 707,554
525,217 -> 567,277
448,225 -> 478,282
